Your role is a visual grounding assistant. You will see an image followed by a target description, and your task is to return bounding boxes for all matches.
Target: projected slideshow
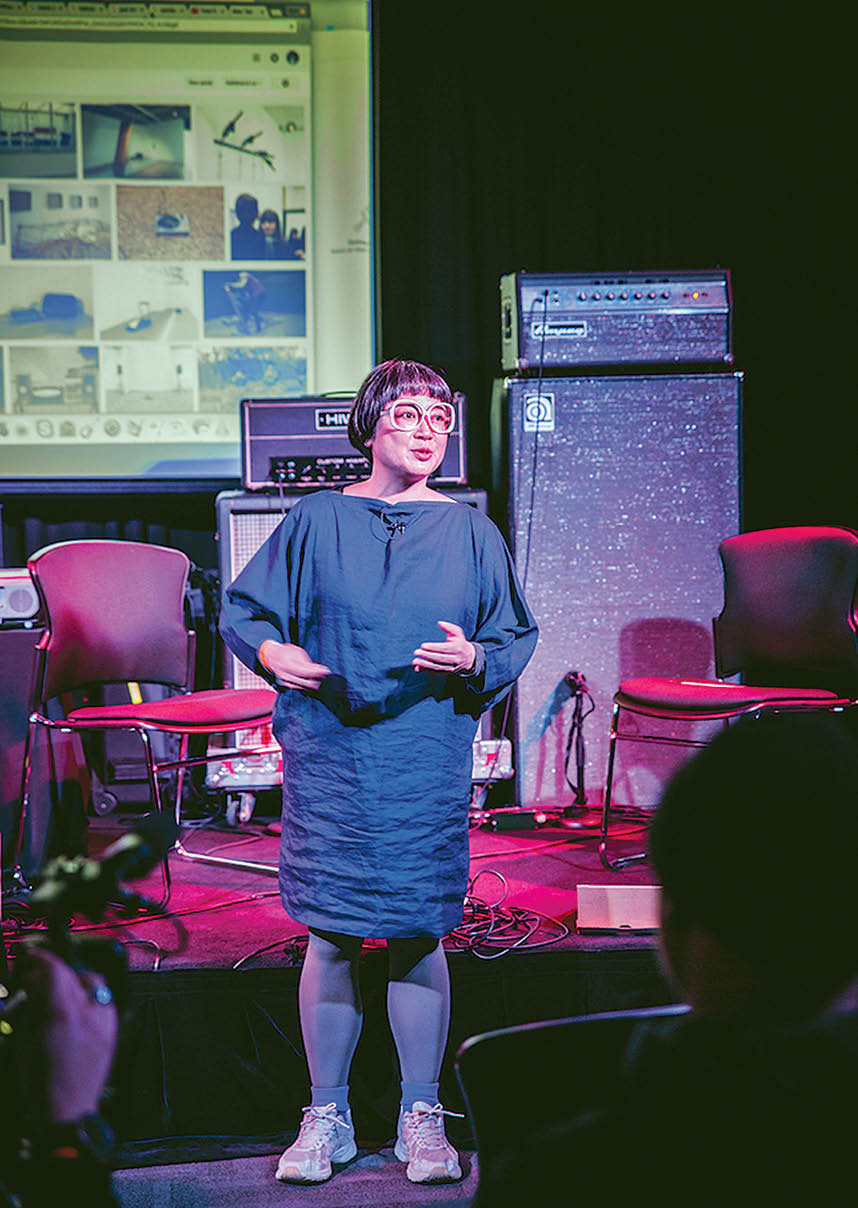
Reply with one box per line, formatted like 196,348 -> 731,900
0,1 -> 372,479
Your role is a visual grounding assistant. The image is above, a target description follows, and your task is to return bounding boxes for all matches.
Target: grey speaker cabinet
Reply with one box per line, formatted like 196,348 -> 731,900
492,372 -> 742,809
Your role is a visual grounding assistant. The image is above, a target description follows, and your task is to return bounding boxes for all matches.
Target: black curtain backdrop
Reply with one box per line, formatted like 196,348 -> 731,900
1,2 -> 852,570
0,489 -> 227,570
373,1 -> 853,530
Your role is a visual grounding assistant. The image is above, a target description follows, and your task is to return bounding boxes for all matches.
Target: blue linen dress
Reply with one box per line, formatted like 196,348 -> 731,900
219,489 -> 538,938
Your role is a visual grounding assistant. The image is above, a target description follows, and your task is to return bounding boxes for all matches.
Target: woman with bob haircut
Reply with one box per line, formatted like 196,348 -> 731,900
259,208 -> 287,259
220,358 -> 537,1188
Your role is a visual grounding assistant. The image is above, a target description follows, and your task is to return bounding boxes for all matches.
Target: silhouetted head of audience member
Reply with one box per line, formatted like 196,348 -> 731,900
650,713 -> 858,1021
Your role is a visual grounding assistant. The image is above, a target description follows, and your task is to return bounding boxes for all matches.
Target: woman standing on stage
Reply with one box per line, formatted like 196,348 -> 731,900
219,358 -> 537,1186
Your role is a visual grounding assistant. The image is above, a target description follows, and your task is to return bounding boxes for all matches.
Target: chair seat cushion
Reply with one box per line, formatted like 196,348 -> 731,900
64,687 -> 276,734
616,676 -> 848,717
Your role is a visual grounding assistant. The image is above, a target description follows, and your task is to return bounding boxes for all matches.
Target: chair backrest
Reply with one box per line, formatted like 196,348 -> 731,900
28,539 -> 193,702
455,1004 -> 689,1174
715,526 -> 858,696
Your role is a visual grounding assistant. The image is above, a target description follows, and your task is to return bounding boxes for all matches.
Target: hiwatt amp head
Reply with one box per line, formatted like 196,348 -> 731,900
240,394 -> 468,490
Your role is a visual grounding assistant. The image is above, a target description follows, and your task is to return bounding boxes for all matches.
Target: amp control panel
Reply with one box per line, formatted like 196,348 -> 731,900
501,269 -> 732,370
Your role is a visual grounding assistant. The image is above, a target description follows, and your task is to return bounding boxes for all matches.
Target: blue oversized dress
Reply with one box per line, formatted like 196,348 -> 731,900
219,489 -> 538,938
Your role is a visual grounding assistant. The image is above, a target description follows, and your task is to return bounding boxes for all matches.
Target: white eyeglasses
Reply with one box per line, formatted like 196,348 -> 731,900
380,399 -> 456,435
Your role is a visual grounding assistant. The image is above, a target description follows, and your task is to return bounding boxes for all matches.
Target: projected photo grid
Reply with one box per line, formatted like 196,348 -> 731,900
0,97 -> 310,457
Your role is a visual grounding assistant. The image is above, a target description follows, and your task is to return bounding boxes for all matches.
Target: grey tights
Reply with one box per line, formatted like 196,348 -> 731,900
299,929 -> 450,1093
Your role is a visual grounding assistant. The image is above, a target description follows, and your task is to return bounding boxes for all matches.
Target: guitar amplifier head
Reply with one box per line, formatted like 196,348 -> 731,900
240,394 -> 468,490
501,269 -> 733,370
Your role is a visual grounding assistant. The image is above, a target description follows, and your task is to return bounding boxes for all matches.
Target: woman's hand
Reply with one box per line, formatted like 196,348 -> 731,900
413,620 -> 476,675
259,641 -> 331,690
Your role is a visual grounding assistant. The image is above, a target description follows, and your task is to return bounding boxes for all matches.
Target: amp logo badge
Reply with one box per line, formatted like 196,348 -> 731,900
315,409 -> 350,431
523,393 -> 555,432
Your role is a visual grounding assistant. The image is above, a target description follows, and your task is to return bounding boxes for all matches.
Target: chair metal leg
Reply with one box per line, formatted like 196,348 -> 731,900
139,728 -> 172,909
604,843 -> 649,871
598,705 -> 619,867
172,834 -> 279,876
599,704 -> 648,871
174,732 -> 189,829
11,714 -> 40,889
599,704 -> 626,869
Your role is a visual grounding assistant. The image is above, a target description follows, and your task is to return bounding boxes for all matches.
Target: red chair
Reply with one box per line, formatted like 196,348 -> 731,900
600,526 -> 858,869
14,539 -> 277,903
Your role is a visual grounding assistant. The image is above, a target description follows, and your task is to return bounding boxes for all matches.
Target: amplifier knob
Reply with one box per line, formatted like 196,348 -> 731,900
647,291 -> 656,299
606,292 -> 615,300
620,291 -> 629,300
634,291 -> 643,299
662,290 -> 671,298
577,292 -> 587,301
592,291 -> 601,300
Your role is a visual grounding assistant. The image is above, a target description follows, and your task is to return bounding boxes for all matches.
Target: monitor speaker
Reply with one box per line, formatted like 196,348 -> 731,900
492,372 -> 743,808
0,568 -> 40,625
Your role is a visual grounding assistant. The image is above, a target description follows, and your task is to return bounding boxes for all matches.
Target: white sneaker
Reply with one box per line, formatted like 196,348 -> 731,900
394,1100 -> 463,1183
275,1102 -> 357,1183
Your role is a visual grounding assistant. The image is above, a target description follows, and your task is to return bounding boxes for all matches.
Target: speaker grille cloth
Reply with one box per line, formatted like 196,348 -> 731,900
227,509 -> 285,691
505,373 -> 741,807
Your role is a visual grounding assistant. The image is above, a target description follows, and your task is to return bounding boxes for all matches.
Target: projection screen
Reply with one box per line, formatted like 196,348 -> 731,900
0,0 -> 373,480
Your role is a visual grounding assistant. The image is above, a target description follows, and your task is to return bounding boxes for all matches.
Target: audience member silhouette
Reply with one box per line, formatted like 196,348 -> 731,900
473,713 -> 858,1206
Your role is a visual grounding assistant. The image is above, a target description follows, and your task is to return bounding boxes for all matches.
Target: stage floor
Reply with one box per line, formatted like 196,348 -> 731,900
80,806 -> 662,973
114,1147 -> 481,1207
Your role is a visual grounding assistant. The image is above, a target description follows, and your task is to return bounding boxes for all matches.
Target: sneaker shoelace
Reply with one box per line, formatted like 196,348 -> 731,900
406,1103 -> 464,1148
296,1103 -> 350,1150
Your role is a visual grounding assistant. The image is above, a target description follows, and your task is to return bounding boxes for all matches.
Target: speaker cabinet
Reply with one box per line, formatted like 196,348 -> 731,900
492,372 -> 742,808
0,626 -> 41,868
0,625 -> 88,877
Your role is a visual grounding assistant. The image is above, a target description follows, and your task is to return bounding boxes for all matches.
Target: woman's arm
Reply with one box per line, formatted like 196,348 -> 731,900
461,521 -> 538,710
